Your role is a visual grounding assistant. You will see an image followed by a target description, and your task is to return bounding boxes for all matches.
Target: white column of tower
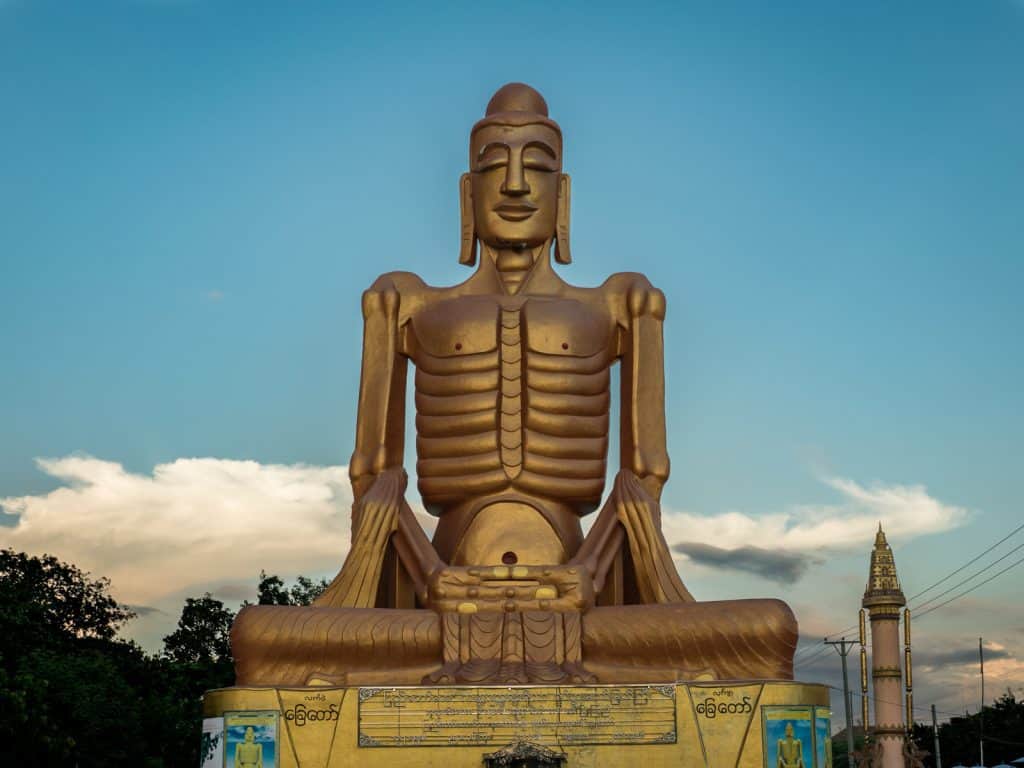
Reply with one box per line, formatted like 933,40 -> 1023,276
861,525 -> 907,768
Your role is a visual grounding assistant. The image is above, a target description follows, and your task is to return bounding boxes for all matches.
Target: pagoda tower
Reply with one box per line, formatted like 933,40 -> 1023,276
862,525 -> 908,768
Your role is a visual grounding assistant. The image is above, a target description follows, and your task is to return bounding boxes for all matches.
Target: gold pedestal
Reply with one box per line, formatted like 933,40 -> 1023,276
202,680 -> 831,767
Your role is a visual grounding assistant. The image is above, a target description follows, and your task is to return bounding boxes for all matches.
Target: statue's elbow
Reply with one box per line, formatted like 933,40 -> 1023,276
631,448 -> 669,484
625,279 -> 667,322
648,455 -> 670,484
349,451 -> 373,486
361,282 -> 400,319
647,287 -> 666,320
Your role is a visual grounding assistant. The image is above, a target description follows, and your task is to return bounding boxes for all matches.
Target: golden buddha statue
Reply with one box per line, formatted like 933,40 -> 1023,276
776,722 -> 805,768
234,726 -> 263,768
230,83 -> 797,687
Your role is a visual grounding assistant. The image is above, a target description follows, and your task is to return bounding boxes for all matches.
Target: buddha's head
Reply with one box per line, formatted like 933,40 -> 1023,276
784,722 -> 794,739
460,82 -> 571,266
244,726 -> 255,743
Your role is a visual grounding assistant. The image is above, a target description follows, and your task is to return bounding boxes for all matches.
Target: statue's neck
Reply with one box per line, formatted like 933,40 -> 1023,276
483,243 -> 549,295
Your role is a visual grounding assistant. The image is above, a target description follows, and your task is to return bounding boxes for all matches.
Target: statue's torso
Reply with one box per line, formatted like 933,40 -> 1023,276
235,741 -> 260,766
778,738 -> 803,768
409,292 -> 615,516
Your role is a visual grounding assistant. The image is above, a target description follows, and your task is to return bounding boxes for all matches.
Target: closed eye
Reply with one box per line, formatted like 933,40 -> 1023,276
523,141 -> 558,171
475,143 -> 508,171
523,148 -> 558,172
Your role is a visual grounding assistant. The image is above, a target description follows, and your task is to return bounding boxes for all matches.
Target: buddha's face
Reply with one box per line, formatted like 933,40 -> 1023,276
470,123 -> 561,248
785,723 -> 794,738
244,727 -> 255,742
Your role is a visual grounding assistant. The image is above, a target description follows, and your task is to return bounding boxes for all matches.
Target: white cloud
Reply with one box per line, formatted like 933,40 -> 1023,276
0,457 -> 968,632
662,475 -> 968,559
0,455 -> 361,604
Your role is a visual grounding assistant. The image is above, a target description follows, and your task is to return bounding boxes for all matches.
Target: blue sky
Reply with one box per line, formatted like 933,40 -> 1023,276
1,0 -> 1022,723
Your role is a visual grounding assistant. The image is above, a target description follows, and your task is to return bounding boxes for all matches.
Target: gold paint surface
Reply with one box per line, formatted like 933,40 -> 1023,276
455,504 -> 565,566
687,683 -> 763,767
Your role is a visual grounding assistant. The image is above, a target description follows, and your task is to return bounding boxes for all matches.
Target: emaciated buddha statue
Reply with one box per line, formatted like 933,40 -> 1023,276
231,83 -> 797,687
234,726 -> 263,768
776,722 -> 806,768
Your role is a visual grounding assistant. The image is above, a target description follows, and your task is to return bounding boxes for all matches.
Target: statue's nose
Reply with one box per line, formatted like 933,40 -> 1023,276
500,157 -> 531,196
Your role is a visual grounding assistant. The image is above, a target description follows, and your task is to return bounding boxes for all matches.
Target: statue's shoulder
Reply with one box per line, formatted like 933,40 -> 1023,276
599,271 -> 667,324
366,270 -> 429,295
600,271 -> 662,294
364,271 -> 450,325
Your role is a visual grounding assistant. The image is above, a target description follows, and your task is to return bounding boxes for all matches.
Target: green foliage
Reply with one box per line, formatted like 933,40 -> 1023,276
830,728 -> 865,768
163,593 -> 235,665
0,550 -> 323,766
159,593 -> 237,766
0,549 -> 163,765
911,690 -> 1024,767
256,569 -> 328,606
0,548 -> 134,642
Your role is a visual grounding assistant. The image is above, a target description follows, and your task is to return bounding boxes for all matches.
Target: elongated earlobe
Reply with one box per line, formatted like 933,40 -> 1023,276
554,173 -> 572,265
458,173 -> 476,266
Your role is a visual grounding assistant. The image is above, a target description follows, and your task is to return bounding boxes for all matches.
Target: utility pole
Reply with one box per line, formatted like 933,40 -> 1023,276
826,637 -> 857,767
931,704 -> 942,768
979,637 -> 985,767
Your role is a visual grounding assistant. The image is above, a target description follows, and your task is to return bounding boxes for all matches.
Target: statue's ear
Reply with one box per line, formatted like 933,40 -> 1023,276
554,173 -> 572,265
459,172 -> 477,267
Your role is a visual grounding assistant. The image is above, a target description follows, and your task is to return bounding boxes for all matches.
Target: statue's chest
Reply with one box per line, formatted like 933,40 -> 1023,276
408,296 -> 615,362
236,743 -> 259,759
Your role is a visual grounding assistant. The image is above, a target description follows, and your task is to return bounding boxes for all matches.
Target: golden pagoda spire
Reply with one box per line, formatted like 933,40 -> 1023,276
863,523 -> 906,609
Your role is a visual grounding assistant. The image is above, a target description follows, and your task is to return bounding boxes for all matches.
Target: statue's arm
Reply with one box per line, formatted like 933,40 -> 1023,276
611,272 -> 670,501
574,274 -> 691,604
349,272 -> 415,504
316,272 -> 439,609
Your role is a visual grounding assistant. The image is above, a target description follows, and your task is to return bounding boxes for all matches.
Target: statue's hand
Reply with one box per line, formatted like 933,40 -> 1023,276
314,467 -> 417,609
352,467 -> 407,540
611,468 -> 661,525
607,467 -> 694,603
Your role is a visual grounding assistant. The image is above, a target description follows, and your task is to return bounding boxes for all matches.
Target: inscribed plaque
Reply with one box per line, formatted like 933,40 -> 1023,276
357,685 -> 677,747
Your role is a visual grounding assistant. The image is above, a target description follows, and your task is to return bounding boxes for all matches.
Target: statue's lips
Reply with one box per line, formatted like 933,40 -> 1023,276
493,202 -> 537,222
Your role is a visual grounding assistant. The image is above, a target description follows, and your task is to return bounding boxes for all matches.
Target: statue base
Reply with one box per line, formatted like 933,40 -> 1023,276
201,680 -> 831,767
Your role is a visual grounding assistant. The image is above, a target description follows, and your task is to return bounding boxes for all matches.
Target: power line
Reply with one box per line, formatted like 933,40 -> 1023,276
800,646 -> 835,664
982,734 -> 1024,748
796,634 -> 869,664
835,685 -> 966,722
797,638 -> 872,668
794,643 -> 835,663
911,538 -> 1024,613
915,552 -> 1024,620
825,623 -> 859,642
907,520 -> 1024,602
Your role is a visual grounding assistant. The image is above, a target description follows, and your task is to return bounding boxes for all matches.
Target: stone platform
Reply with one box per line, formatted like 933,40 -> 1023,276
201,680 -> 831,767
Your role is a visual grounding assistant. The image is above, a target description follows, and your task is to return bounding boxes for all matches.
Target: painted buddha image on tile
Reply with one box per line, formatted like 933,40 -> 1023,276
763,707 -> 813,768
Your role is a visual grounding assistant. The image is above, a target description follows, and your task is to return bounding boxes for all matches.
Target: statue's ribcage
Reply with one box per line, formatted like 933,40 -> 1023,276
414,307 -> 610,507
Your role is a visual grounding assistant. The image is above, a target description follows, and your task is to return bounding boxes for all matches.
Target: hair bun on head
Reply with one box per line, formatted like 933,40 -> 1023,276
485,83 -> 549,117
472,82 -> 561,137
